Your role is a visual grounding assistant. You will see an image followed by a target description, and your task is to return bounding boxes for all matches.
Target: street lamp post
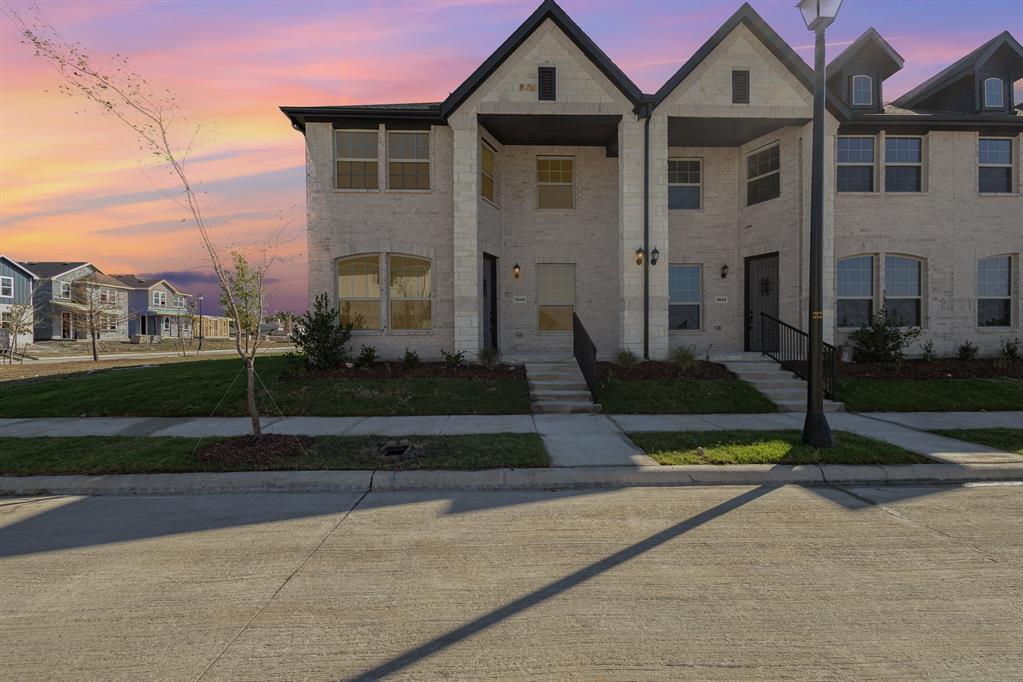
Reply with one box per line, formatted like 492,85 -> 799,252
197,294 -> 204,352
797,0 -> 840,447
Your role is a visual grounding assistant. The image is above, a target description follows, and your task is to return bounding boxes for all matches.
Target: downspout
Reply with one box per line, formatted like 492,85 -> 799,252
642,104 -> 650,359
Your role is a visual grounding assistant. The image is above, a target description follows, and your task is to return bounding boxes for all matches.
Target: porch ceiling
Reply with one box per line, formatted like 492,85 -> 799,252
668,117 -> 809,147
479,114 -> 622,157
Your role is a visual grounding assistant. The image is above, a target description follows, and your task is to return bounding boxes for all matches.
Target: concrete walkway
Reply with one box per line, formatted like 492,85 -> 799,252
18,345 -> 294,364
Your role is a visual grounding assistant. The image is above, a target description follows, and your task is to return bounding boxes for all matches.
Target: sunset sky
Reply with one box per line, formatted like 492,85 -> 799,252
2,0 -> 1021,314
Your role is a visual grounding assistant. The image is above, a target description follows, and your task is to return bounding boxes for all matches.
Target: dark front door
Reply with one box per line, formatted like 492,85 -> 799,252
745,253 -> 779,352
482,254 -> 498,351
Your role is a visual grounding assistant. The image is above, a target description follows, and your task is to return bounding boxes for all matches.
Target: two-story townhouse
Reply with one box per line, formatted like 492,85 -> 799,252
24,262 -> 131,341
0,255 -> 38,349
282,0 -> 1022,362
112,275 -> 194,339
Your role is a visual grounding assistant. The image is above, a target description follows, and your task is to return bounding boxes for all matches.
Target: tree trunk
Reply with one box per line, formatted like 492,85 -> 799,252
245,357 -> 261,436
91,329 -> 99,361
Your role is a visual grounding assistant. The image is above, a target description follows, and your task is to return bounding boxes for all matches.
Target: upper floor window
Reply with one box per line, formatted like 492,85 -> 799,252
983,77 -> 1004,109
538,263 -> 575,332
58,281 -> 71,299
746,144 -> 780,206
977,255 -> 1013,327
174,296 -> 186,309
884,255 -> 923,327
335,130 -> 378,190
388,132 -> 430,190
885,137 -> 923,192
837,137 -> 875,192
668,159 -> 701,209
537,157 -> 574,209
389,255 -> 432,330
669,264 -> 701,330
153,291 -> 167,307
338,254 -> 381,330
851,75 -> 872,106
0,276 -> 12,298
732,70 -> 750,104
481,142 -> 496,203
538,66 -> 556,101
836,255 -> 874,328
99,288 -> 112,303
979,138 -> 1013,194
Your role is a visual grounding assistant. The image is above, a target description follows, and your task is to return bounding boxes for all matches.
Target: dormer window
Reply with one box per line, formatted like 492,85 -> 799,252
983,77 -> 1004,109
851,75 -> 872,106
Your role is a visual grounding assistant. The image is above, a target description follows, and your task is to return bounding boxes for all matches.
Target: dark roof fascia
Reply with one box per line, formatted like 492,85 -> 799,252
281,106 -> 444,133
651,3 -> 850,120
826,28 -> 904,80
893,32 -> 1023,108
440,0 -> 643,118
840,113 -> 1023,134
0,255 -> 39,280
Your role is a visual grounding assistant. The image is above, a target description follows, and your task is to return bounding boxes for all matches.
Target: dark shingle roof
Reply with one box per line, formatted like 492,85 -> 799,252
78,271 -> 132,289
22,261 -> 89,279
111,274 -> 162,289
827,28 -> 904,81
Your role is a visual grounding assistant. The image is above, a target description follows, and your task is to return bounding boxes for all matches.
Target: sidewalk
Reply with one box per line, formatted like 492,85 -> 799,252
19,345 -> 295,364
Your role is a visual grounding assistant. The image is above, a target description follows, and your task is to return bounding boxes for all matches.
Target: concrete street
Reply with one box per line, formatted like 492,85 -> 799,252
2,484 -> 1021,680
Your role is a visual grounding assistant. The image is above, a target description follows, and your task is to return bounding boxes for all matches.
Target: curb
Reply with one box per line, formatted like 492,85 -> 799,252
1,464 -> 1021,496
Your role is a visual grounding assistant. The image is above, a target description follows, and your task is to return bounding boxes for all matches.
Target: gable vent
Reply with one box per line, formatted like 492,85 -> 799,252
732,70 -> 750,104
538,66 -> 556,101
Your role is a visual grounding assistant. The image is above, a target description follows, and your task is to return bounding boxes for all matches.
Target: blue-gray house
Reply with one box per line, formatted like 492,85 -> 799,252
112,274 -> 195,339
0,255 -> 38,349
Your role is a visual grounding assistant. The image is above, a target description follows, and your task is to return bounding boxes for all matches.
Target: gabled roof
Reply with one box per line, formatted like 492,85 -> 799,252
827,28 -> 904,81
893,31 -> 1023,109
77,271 -> 132,289
111,274 -> 189,295
651,3 -> 850,119
0,255 -> 38,279
21,261 -> 90,279
441,0 -> 643,116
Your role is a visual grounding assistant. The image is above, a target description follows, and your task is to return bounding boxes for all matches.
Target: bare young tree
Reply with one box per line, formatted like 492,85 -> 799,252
71,283 -> 134,362
7,4 -> 278,434
1,300 -> 43,364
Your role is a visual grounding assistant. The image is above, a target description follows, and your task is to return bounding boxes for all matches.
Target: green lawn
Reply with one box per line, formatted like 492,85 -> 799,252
931,429 -> 1023,455
0,434 -> 548,475
599,378 -> 777,414
0,355 -> 531,417
630,430 -> 929,465
839,378 -> 1023,412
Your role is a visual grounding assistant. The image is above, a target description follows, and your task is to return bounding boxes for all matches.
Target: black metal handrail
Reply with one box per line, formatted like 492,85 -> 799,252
572,313 -> 598,399
759,312 -> 838,400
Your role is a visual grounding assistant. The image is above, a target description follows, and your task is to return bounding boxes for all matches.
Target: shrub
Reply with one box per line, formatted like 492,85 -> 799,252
919,339 -> 937,362
1000,337 -> 1021,363
401,348 -> 420,369
849,308 -> 922,364
612,349 -> 640,368
477,347 -> 500,368
356,344 -> 379,367
441,349 -> 466,369
668,344 -> 697,370
290,293 -> 352,369
955,341 -> 979,361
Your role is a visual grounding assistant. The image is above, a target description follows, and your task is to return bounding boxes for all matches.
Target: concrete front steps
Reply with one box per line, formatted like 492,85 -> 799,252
525,362 -> 600,414
722,357 -> 845,413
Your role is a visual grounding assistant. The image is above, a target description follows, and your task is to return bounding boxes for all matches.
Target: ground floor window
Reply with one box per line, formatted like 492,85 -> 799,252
977,255 -> 1013,327
162,317 -> 171,332
668,264 -> 701,330
836,255 -> 874,328
389,255 -> 432,330
538,263 -> 575,332
338,253 -> 434,331
338,254 -> 382,329
105,315 -> 118,331
884,255 -> 923,326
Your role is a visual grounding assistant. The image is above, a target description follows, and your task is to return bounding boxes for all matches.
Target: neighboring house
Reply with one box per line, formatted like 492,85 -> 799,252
111,274 -> 195,338
24,262 -> 132,341
281,0 -> 1022,360
0,255 -> 38,349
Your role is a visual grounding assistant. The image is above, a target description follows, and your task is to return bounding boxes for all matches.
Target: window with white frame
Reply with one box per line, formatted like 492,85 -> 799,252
836,256 -> 874,328
668,265 -> 701,330
977,255 -> 1013,327
0,276 -> 12,298
162,317 -> 171,332
481,142 -> 496,203
335,130 -> 378,190
104,315 -> 118,331
388,131 -> 430,190
0,311 -> 10,329
851,75 -> 872,106
668,159 -> 701,209
979,138 -> 1013,194
338,254 -> 381,330
884,255 -> 923,326
58,281 -> 71,299
746,143 -> 780,205
99,287 -> 112,303
837,137 -> 875,192
153,291 -> 167,307
537,157 -> 574,209
389,255 -> 432,330
885,137 -> 923,192
174,295 -> 186,309
538,263 -> 575,332
983,77 -> 1004,109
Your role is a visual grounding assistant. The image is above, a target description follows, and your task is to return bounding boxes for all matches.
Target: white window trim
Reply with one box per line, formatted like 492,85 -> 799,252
882,254 -> 925,328
104,315 -> 118,332
58,281 -> 71,299
884,135 -> 925,193
836,136 -> 876,193
976,254 -> 1015,329
536,156 -> 575,210
153,291 -> 167,307
851,74 -> 872,106
387,130 -> 431,192
983,77 -> 1004,109
335,128 -> 380,192
668,263 -> 703,332
745,143 -> 781,206
836,255 -> 876,329
978,136 -> 1014,195
0,276 -> 12,298
668,158 -> 702,210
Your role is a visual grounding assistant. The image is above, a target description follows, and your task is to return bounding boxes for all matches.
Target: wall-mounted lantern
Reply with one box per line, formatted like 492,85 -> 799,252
635,247 -> 645,266
720,264 -> 730,279
650,248 -> 660,266
512,263 -> 521,279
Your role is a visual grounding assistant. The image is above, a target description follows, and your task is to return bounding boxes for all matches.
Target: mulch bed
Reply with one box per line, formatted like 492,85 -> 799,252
283,362 -> 525,381
839,359 -> 1023,380
196,435 -> 314,465
599,360 -> 736,381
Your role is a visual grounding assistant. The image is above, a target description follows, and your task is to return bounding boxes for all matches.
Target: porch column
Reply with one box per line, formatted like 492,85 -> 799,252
618,114 -> 645,355
647,113 -> 670,359
450,111 -> 481,353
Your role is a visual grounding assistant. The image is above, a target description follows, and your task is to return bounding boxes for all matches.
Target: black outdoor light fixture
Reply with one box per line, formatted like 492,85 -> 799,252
635,247 -> 645,266
650,248 -> 660,266
720,264 -> 729,279
797,0 -> 839,447
512,263 -> 521,279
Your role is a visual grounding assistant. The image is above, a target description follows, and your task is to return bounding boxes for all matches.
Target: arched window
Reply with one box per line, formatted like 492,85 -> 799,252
984,77 -> 1004,109
836,255 -> 874,328
884,255 -> 924,327
338,254 -> 381,329
851,75 -> 872,106
389,255 -> 432,329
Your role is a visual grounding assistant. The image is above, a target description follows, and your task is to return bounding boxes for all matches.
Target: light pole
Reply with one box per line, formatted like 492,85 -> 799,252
197,294 -> 204,352
797,0 -> 840,447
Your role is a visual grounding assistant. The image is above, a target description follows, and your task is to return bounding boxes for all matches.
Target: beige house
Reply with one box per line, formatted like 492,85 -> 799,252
282,0 -> 1022,361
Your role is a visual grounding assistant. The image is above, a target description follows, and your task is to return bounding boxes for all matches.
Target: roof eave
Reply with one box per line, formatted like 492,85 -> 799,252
0,255 -> 39,280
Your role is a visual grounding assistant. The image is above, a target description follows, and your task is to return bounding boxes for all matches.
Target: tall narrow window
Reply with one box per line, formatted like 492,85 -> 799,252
537,157 -> 574,209
732,70 -> 750,104
538,263 -> 575,332
388,132 -> 430,190
884,255 -> 923,326
389,255 -> 432,330
983,77 -> 1004,109
668,265 -> 701,330
836,256 -> 874,328
153,291 -> 167,307
481,142 -> 496,202
977,255 -> 1012,327
338,254 -> 381,329
885,137 -> 922,192
851,75 -> 872,106
837,137 -> 875,192
538,66 -> 556,101
668,159 -> 701,209
746,144 -> 780,205
59,281 -> 71,299
979,138 -> 1013,193
335,130 -> 378,190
